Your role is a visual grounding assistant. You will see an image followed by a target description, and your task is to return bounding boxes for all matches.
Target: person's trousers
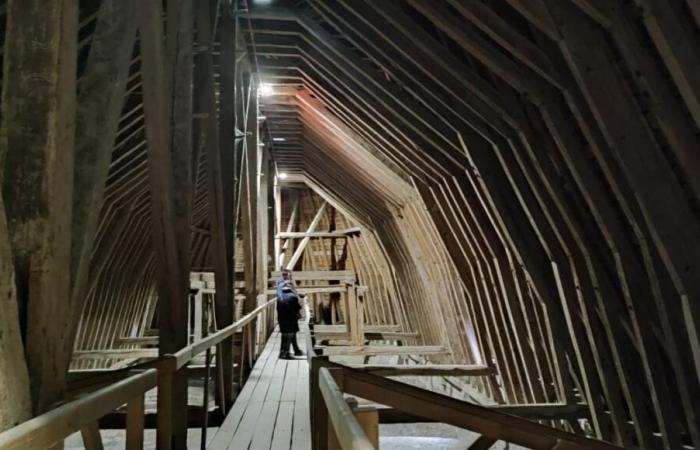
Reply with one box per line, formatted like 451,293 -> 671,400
280,332 -> 301,356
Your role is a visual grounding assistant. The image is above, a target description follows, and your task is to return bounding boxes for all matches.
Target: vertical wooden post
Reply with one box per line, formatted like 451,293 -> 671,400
126,395 -> 145,450
257,147 -> 271,297
0,195 -> 30,430
241,76 -> 259,315
274,181 -> 283,270
80,421 -> 104,450
348,285 -> 363,345
194,0 -> 236,408
157,368 -> 174,450
310,356 -> 331,450
326,368 -> 345,450
138,1 -> 191,447
218,0 -> 238,406
350,404 -> 379,448
1,0 -> 78,414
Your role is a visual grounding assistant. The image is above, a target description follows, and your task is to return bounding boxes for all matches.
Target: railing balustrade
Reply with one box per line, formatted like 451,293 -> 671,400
0,297 -> 277,450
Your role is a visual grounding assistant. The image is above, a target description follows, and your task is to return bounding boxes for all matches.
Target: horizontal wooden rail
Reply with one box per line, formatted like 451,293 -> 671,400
361,403 -> 589,422
276,227 -> 361,238
269,270 -> 355,282
342,364 -> 492,377
0,369 -> 156,450
171,298 -> 276,369
340,367 -> 620,450
266,285 -> 368,295
318,368 -> 375,450
314,331 -> 419,341
318,345 -> 449,356
313,324 -> 400,333
72,348 -> 159,360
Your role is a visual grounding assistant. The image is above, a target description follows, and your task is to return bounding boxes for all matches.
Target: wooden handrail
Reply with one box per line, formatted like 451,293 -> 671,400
339,366 -> 621,450
307,342 -> 621,450
171,298 -> 276,369
318,368 -> 375,450
0,369 -> 156,450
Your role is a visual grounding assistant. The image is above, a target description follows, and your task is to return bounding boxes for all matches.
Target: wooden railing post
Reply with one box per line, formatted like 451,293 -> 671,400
80,421 -> 104,450
156,356 -> 176,450
326,368 -> 345,450
346,398 -> 379,448
310,355 -> 330,450
126,394 -> 145,450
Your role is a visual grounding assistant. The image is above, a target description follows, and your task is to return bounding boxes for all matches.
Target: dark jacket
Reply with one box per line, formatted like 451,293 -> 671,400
277,291 -> 301,333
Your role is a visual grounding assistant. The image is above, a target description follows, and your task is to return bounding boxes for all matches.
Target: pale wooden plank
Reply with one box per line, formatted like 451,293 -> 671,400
280,359 -> 300,402
264,353 -> 289,403
207,333 -> 279,449
249,400 -> 280,450
227,355 -> 279,448
291,354 -> 311,450
242,354 -> 290,450
270,402 -> 295,450
225,336 -> 282,448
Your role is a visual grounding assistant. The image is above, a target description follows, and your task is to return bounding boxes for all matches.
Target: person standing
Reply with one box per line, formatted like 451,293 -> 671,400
277,281 -> 304,358
276,268 -> 293,298
276,268 -> 309,321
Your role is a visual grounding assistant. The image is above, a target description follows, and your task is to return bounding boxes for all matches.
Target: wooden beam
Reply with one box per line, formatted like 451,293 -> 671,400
314,331 -> 419,341
137,1 -> 191,448
266,285 -> 366,295
1,0 -> 78,413
341,364 -> 492,377
313,324 -> 400,333
0,370 -> 156,450
80,422 -> 104,450
69,0 -> 138,362
375,404 -> 589,423
319,368 -> 375,450
468,435 -> 497,450
277,228 -> 361,238
285,201 -> 328,270
72,349 -> 160,360
317,345 -> 449,356
341,367 -> 621,449
270,270 -> 356,282
194,0 -> 235,407
0,197 -> 31,430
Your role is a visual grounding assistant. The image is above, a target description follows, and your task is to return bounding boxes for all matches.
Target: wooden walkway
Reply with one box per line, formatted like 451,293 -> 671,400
208,329 -> 311,450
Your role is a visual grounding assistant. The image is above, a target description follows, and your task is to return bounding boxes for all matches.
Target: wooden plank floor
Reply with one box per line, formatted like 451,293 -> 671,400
208,329 -> 311,450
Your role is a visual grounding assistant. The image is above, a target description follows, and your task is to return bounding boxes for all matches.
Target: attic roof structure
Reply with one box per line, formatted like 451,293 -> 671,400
0,0 -> 699,449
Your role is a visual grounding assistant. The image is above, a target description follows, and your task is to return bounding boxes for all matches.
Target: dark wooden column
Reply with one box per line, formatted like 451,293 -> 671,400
1,0 -> 78,414
167,0 -> 195,445
241,75 -> 259,315
194,0 -> 236,407
138,1 -> 192,448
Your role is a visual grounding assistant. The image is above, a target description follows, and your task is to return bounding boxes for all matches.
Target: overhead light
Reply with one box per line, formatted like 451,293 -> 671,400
257,115 -> 266,120
257,142 -> 265,147
258,83 -> 274,96
253,0 -> 273,4
272,137 -> 286,142
278,172 -> 288,180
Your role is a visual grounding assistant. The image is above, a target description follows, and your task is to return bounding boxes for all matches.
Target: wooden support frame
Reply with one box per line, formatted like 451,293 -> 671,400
0,370 -> 156,450
318,368 -> 375,450
1,0 -> 79,414
137,1 -> 192,447
317,365 -> 621,450
286,201 -> 328,270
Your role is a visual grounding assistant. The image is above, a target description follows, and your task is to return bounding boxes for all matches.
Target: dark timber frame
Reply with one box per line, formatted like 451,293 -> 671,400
0,0 -> 698,449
